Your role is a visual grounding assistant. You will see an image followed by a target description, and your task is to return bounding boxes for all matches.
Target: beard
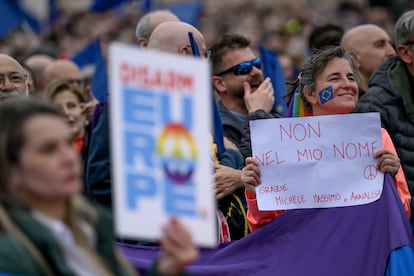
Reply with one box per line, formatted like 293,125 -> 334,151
235,76 -> 263,100
0,88 -> 28,102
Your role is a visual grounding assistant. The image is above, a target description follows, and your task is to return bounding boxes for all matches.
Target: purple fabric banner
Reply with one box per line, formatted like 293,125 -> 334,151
119,173 -> 413,275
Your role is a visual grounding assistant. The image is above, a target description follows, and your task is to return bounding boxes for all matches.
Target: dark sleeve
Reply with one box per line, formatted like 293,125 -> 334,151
84,107 -> 113,208
239,109 -> 282,160
353,87 -> 390,128
219,149 -> 245,169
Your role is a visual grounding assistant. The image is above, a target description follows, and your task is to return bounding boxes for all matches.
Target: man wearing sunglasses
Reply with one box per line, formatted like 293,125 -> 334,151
211,34 -> 281,155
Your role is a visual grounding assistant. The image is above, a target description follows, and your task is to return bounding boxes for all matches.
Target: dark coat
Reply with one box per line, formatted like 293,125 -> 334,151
354,55 -> 414,196
0,202 -> 133,275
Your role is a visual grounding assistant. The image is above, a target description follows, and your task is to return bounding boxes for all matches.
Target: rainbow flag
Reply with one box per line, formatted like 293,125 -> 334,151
286,87 -> 310,117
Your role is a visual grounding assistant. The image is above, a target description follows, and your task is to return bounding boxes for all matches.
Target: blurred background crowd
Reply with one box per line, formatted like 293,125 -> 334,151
2,0 -> 413,76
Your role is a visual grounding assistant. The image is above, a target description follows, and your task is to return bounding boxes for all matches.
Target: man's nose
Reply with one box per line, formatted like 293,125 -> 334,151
250,64 -> 262,76
0,76 -> 14,90
385,44 -> 396,57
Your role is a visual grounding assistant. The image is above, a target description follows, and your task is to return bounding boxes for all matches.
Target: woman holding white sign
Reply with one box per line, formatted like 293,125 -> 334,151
241,46 -> 410,232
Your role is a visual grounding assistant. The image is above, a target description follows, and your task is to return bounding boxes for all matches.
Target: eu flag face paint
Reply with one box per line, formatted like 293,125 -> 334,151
319,86 -> 334,104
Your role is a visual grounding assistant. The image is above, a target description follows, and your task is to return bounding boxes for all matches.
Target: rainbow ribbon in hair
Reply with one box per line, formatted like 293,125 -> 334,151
286,87 -> 307,117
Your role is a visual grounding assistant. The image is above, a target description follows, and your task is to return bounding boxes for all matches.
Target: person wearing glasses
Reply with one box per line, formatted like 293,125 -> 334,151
0,54 -> 30,102
209,34 -> 282,240
210,34 -> 281,154
354,10 -> 414,201
341,24 -> 396,94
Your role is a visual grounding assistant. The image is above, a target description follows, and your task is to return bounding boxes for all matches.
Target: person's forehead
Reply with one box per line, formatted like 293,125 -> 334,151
222,48 -> 256,66
53,89 -> 79,101
359,28 -> 390,46
23,115 -> 69,143
319,58 -> 352,76
0,56 -> 24,74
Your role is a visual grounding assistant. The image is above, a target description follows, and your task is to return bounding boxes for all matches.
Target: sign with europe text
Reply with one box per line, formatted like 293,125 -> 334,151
250,113 -> 383,211
109,43 -> 216,247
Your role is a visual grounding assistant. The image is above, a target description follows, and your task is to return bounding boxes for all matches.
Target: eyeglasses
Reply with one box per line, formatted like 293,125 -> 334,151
184,45 -> 211,59
0,72 -> 27,87
216,58 -> 261,76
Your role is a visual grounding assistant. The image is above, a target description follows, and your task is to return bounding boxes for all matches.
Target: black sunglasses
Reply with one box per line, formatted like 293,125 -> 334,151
216,58 -> 261,76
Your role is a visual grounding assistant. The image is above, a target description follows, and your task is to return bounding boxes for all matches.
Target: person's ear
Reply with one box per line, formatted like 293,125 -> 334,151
26,82 -> 31,96
179,45 -> 192,56
303,86 -> 317,104
396,45 -> 413,64
137,38 -> 148,48
347,51 -> 361,69
212,76 -> 226,95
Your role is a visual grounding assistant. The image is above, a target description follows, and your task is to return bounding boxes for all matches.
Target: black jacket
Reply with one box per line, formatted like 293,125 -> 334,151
354,55 -> 414,195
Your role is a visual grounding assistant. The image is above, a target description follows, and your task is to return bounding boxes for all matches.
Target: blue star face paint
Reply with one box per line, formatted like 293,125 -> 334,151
319,86 -> 334,104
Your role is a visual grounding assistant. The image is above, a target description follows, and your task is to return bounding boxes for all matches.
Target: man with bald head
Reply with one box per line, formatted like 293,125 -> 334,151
87,20 -> 247,241
42,59 -> 82,93
135,10 -> 179,47
341,24 -> 396,92
0,54 -> 29,101
24,54 -> 55,94
148,21 -> 208,57
354,11 -> 414,198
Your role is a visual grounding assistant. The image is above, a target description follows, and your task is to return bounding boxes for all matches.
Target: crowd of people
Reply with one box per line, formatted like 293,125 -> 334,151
0,0 -> 414,275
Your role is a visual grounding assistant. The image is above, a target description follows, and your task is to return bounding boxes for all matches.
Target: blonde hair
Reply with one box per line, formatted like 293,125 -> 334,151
46,79 -> 86,103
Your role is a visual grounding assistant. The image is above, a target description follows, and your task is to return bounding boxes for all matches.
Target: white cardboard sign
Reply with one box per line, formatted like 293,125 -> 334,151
109,43 -> 217,247
250,113 -> 383,210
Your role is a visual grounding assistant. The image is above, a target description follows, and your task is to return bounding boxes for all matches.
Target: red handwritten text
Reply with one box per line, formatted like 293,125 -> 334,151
350,190 -> 381,201
313,193 -> 341,203
279,121 -> 321,142
275,194 -> 305,205
255,150 -> 285,166
120,63 -> 194,93
297,148 -> 323,162
259,184 -> 288,194
333,140 -> 378,160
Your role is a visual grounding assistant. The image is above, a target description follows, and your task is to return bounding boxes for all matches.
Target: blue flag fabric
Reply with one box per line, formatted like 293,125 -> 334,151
71,40 -> 96,69
141,0 -> 152,12
0,0 -> 25,37
386,246 -> 414,275
259,45 -> 288,116
91,0 -> 132,12
119,173 -> 414,275
166,2 -> 202,27
90,40 -> 109,103
71,39 -> 109,103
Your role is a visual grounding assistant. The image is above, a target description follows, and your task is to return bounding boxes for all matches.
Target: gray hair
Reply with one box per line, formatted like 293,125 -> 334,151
135,10 -> 178,40
394,10 -> 414,46
135,13 -> 152,40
